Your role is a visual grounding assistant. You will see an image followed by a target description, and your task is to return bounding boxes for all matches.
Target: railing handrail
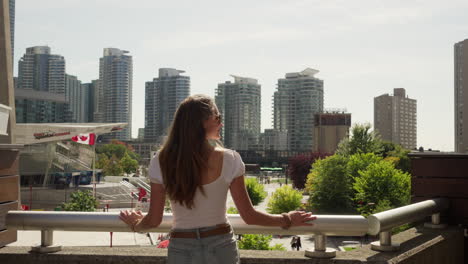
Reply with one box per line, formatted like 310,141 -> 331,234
367,198 -> 449,235
5,198 -> 450,256
6,198 -> 449,236
6,211 -> 368,236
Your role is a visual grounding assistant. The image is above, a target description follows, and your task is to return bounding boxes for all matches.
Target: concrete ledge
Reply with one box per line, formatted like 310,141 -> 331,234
0,226 -> 464,264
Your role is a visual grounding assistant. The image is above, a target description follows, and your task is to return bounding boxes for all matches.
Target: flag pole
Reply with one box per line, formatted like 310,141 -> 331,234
93,143 -> 96,198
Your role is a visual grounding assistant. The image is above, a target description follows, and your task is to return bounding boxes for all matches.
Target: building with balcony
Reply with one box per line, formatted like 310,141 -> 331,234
215,75 -> 261,150
17,46 -> 66,94
95,48 -> 133,141
313,111 -> 351,154
144,68 -> 190,143
81,80 -> 97,123
14,88 -> 71,123
455,39 -> 468,153
273,68 -> 324,151
374,88 -> 417,149
65,74 -> 90,123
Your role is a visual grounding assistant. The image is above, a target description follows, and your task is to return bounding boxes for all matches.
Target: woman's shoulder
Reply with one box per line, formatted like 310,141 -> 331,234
215,147 -> 237,157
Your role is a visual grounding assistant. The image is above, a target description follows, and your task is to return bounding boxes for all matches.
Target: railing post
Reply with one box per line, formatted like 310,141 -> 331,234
31,230 -> 62,253
371,231 -> 400,251
424,213 -> 447,229
304,234 -> 336,258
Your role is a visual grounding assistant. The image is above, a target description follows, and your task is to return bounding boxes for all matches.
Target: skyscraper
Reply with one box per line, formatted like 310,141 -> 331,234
374,88 -> 417,149
82,80 -> 98,122
273,68 -> 324,151
145,68 -> 190,143
18,46 -> 66,94
215,75 -> 261,150
97,48 -> 133,140
455,39 -> 468,153
66,74 -> 90,123
8,0 -> 14,67
15,46 -> 71,123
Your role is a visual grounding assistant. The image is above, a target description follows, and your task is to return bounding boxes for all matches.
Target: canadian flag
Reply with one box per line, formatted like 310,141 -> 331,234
71,133 -> 96,145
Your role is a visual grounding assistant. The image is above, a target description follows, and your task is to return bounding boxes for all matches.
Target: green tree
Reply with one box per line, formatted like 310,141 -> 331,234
97,140 -> 140,162
245,177 -> 267,206
120,152 -> 139,175
346,153 -> 383,180
386,144 -> 411,173
266,185 -> 302,214
353,161 -> 411,216
336,123 -> 382,156
237,234 -> 285,251
62,190 -> 98,211
306,155 -> 355,214
104,155 -> 124,176
96,153 -> 109,170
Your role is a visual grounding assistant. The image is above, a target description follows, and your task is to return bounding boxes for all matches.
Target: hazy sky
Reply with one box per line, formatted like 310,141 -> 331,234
13,0 -> 468,151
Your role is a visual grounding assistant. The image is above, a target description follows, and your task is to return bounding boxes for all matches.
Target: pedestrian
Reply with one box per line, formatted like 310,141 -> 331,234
120,95 -> 316,264
290,236 -> 297,250
295,236 -> 302,251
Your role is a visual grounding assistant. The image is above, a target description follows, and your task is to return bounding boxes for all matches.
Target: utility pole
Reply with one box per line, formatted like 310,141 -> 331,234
0,0 -> 16,144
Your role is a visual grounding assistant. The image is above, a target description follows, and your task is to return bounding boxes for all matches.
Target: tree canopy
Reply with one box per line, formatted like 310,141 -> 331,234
96,140 -> 139,176
306,123 -> 412,215
288,152 -> 329,189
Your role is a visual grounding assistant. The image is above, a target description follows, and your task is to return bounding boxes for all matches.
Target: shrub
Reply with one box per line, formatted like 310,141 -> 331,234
245,177 -> 267,206
237,234 -> 286,251
62,190 -> 98,211
227,206 -> 239,214
266,185 -> 302,214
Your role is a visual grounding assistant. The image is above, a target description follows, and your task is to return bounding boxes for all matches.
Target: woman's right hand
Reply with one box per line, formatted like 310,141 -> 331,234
288,211 -> 316,226
119,210 -> 144,231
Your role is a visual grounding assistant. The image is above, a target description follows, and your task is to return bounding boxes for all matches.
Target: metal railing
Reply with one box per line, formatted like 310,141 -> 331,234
5,198 -> 449,258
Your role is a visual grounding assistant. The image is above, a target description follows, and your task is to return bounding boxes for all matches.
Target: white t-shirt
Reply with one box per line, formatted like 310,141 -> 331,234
148,149 -> 245,229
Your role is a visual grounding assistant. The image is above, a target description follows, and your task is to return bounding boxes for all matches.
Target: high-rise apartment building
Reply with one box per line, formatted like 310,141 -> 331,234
15,46 -> 70,123
81,80 -> 98,122
215,75 -> 261,150
145,68 -> 190,143
8,0 -> 14,66
374,88 -> 417,149
455,39 -> 468,153
273,68 -> 324,151
260,129 -> 288,151
96,48 -> 133,140
18,46 -> 66,94
66,74 -> 90,123
15,88 -> 70,123
313,111 -> 351,154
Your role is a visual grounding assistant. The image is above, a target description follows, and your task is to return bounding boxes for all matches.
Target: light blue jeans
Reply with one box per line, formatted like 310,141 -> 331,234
168,224 -> 239,264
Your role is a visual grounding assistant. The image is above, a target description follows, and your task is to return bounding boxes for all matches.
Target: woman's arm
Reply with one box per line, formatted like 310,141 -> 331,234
229,176 -> 316,228
119,182 -> 166,232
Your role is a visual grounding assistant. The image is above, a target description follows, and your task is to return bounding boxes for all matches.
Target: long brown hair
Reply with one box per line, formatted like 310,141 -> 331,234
158,95 -> 216,209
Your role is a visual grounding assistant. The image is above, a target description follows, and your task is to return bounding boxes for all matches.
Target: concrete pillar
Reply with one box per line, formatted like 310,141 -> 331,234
0,0 -> 16,144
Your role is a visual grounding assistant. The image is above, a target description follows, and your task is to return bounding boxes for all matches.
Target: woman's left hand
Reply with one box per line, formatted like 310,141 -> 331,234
119,210 -> 144,232
288,211 -> 316,226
